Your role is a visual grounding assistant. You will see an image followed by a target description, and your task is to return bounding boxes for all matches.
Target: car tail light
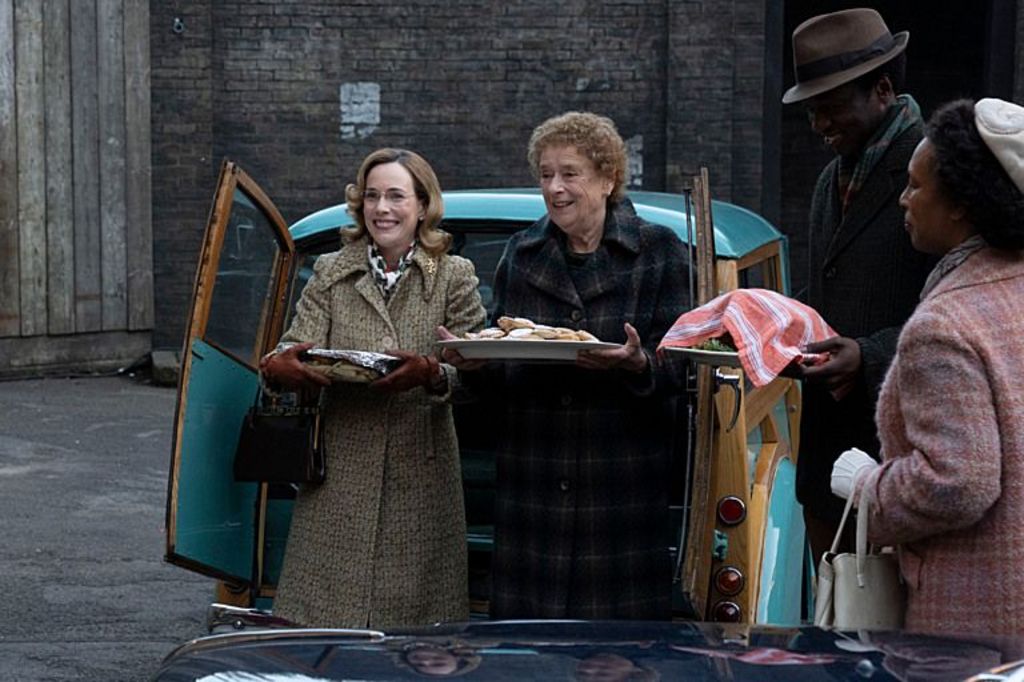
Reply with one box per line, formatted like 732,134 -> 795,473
714,566 -> 744,596
717,496 -> 746,525
712,600 -> 742,622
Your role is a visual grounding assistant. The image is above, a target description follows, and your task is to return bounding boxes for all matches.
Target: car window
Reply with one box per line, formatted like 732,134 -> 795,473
288,222 -> 522,327
205,188 -> 281,362
448,229 -> 514,317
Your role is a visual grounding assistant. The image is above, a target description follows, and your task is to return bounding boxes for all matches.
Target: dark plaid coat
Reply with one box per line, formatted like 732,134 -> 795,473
486,200 -> 691,620
797,122 -> 937,523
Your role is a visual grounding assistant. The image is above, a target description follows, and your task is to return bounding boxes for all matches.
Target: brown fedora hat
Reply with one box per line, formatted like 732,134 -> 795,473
782,8 -> 908,104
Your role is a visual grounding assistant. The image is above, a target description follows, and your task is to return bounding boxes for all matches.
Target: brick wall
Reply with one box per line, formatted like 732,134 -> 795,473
664,1 -> 776,209
150,2 -> 216,349
149,0 -> 774,349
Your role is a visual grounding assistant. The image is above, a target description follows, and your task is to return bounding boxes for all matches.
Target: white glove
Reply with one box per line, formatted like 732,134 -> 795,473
830,447 -> 879,501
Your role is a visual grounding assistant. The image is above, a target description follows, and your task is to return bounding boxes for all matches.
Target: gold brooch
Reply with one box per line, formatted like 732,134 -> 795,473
424,257 -> 437,275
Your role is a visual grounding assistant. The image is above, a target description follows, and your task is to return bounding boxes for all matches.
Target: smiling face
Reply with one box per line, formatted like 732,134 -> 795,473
804,79 -> 892,157
362,161 -> 424,267
537,144 -> 614,245
900,138 -> 972,255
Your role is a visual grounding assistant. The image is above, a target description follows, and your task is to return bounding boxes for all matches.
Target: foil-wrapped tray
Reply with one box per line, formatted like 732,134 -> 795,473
302,348 -> 402,383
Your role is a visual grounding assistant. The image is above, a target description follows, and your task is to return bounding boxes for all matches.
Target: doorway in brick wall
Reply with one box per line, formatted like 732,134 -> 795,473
778,0 -> 1017,300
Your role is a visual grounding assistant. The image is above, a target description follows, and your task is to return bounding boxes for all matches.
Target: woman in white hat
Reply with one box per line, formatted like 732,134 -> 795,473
831,98 -> 1024,635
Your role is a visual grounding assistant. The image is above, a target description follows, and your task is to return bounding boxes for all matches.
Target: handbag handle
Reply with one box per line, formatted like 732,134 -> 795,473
254,372 -> 326,412
828,485 -> 857,555
827,482 -> 873,589
855,482 -> 876,589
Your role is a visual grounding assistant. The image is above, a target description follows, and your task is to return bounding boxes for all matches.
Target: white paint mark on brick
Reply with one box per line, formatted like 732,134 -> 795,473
339,82 -> 380,139
627,134 -> 643,188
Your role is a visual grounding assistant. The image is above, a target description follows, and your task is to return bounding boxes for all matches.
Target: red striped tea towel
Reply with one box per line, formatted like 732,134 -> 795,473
658,288 -> 836,387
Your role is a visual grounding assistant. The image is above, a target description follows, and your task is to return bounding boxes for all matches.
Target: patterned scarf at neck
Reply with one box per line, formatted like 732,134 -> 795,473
920,234 -> 987,300
368,241 -> 416,302
838,94 -> 923,215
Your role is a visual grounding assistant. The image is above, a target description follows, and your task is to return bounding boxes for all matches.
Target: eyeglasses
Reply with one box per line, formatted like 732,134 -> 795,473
362,189 -> 413,205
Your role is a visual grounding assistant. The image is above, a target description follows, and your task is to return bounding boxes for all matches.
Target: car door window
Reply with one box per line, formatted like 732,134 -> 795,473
206,188 -> 283,363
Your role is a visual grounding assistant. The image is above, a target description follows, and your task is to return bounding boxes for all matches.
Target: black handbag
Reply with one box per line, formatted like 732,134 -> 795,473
233,388 -> 326,484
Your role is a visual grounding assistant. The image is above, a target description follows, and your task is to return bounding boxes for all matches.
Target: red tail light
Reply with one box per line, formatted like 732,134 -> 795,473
717,496 -> 746,525
714,566 -> 745,596
712,600 -> 742,622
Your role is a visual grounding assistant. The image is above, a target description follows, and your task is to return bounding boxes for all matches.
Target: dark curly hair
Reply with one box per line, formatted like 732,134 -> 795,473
925,99 -> 1024,250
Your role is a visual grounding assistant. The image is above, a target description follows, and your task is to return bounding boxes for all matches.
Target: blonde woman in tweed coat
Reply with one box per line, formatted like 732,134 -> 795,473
832,99 -> 1024,635
260,149 -> 486,628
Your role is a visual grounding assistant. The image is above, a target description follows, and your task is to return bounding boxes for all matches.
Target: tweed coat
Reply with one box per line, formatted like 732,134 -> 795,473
485,200 -> 691,620
798,119 -> 937,523
272,237 -> 486,628
857,247 -> 1024,635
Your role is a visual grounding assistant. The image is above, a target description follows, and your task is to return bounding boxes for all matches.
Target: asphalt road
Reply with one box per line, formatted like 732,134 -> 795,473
0,374 -> 212,680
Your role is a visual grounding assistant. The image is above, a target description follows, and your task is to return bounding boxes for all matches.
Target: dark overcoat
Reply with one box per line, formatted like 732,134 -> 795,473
486,200 -> 691,619
797,121 -> 936,523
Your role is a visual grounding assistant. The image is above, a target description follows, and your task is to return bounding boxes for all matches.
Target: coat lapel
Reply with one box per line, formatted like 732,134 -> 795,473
354,274 -> 392,328
518,218 -> 583,308
823,159 -> 899,266
572,205 -> 642,302
517,206 -> 644,306
823,127 -> 920,267
410,248 -> 439,302
329,238 -> 394,331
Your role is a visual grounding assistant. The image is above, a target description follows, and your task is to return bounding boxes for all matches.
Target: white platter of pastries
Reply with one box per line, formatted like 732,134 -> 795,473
437,316 -> 617,361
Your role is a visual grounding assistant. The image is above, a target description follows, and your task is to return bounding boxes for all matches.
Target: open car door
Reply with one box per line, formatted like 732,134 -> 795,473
676,169 -> 806,625
165,161 -> 296,594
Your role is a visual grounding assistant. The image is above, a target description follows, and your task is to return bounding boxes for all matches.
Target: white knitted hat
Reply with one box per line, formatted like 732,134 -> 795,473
975,98 -> 1024,194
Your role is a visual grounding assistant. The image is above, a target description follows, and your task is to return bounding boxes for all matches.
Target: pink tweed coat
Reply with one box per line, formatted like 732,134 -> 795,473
859,247 -> 1024,635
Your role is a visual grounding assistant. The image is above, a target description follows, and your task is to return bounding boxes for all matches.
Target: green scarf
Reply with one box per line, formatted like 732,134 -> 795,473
838,94 -> 922,214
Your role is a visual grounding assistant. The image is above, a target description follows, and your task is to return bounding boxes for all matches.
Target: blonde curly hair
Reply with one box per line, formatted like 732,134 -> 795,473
527,111 -> 629,203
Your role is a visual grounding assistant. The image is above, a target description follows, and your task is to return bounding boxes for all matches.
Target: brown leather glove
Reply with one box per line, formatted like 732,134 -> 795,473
370,350 -> 445,393
259,342 -> 331,391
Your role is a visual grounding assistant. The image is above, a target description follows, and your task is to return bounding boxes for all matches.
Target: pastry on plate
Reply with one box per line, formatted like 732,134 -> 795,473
461,316 -> 603,343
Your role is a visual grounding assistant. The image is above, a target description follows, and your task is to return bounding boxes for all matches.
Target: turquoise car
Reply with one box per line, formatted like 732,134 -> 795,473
165,161 -> 808,626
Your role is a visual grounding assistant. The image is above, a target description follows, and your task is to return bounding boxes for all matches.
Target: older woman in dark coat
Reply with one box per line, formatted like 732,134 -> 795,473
450,112 -> 691,619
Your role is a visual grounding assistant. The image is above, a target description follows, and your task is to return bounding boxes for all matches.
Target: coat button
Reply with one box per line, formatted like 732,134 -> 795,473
824,266 -> 837,279
570,309 -> 583,322
560,394 -> 572,407
381,336 -> 395,349
558,479 -> 571,492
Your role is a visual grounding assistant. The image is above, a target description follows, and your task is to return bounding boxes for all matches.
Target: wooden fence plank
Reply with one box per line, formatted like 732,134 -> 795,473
97,0 -> 127,330
0,0 -> 18,337
44,0 -> 74,335
71,0 -> 101,332
15,0 -> 47,337
124,0 -> 152,331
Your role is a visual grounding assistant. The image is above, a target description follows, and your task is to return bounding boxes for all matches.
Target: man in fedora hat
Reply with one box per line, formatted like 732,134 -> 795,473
782,8 -> 936,559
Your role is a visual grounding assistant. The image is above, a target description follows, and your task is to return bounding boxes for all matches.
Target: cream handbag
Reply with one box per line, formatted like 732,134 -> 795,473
814,483 -> 906,630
